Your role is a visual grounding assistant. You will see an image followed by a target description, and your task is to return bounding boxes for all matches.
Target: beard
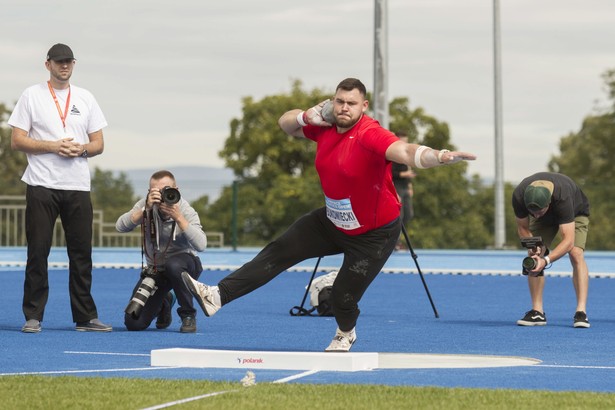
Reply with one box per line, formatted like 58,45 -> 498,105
335,114 -> 360,129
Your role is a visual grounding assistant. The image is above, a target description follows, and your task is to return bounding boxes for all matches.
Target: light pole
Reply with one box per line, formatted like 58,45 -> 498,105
373,0 -> 389,129
493,0 -> 506,248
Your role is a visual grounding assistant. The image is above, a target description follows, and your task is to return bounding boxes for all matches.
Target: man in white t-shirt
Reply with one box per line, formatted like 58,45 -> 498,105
9,43 -> 112,333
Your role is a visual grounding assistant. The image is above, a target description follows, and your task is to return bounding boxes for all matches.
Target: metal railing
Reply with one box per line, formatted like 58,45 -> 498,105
0,195 -> 223,248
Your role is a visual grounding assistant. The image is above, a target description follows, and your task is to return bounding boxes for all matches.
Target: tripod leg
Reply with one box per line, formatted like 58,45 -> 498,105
401,224 -> 439,318
289,256 -> 322,316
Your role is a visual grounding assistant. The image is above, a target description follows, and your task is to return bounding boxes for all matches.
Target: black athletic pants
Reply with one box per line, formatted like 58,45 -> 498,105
124,253 -> 202,331
218,207 -> 401,332
23,185 -> 98,323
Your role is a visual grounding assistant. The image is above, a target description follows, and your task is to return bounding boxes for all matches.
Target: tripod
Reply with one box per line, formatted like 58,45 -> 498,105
289,223 -> 439,318
289,257 -> 322,316
400,223 -> 439,318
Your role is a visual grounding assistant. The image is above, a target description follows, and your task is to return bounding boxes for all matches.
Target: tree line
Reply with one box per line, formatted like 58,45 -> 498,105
1,70 -> 614,249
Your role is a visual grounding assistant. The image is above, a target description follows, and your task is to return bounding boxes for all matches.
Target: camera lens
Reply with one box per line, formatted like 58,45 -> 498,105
125,277 -> 157,319
160,186 -> 180,205
522,257 -> 537,271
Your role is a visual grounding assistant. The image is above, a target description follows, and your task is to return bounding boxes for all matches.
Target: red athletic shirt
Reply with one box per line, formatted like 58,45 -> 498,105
303,115 -> 401,235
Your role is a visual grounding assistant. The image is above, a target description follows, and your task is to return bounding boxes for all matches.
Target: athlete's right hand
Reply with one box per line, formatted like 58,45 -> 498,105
304,100 -> 333,127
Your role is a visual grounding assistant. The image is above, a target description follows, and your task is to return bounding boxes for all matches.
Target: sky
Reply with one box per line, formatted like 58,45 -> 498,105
2,0 -> 614,184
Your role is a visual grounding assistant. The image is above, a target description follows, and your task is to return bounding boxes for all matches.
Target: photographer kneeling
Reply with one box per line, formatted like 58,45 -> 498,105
116,170 -> 207,333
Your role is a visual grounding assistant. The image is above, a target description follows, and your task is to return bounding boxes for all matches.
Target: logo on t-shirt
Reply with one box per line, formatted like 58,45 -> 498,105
70,105 -> 81,116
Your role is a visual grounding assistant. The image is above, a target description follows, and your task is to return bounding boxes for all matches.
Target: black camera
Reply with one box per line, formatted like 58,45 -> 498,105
520,236 -> 547,276
125,267 -> 162,319
160,186 -> 180,204
520,236 -> 543,249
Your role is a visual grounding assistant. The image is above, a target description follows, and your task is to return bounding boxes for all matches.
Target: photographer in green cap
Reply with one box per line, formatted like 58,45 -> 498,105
512,172 -> 591,328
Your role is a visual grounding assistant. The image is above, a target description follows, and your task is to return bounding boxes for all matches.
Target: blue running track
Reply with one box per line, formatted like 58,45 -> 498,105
1,247 -> 615,392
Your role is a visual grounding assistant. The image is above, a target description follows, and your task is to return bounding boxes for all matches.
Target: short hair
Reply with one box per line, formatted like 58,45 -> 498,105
150,170 -> 176,182
336,78 -> 367,97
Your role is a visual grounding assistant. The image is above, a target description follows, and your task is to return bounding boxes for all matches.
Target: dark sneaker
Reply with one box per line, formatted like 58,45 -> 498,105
180,316 -> 196,333
156,291 -> 176,330
517,309 -> 547,326
573,311 -> 590,328
22,319 -> 41,333
76,318 -> 113,332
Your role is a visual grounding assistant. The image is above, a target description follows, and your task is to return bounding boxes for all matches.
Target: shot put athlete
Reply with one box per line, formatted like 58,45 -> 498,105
183,78 -> 476,351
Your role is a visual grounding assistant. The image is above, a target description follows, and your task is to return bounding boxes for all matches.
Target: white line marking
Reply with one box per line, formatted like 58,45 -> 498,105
0,367 -> 181,377
273,370 -> 319,383
3,261 -> 614,278
64,351 -> 150,357
140,390 -> 237,410
139,370 -> 318,409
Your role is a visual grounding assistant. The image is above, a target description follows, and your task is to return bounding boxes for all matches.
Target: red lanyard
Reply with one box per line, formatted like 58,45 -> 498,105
47,81 -> 71,129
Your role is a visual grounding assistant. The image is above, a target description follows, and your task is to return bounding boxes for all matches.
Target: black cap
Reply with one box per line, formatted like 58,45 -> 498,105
47,43 -> 75,61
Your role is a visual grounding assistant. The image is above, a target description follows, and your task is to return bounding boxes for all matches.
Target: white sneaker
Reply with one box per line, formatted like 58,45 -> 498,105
181,272 -> 221,317
325,327 -> 357,352
22,319 -> 41,333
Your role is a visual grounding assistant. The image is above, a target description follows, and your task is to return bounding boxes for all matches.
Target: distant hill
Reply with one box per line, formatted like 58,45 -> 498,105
121,166 -> 235,202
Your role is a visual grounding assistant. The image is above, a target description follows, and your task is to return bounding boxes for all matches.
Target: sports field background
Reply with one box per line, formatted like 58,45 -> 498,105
1,247 -> 615,392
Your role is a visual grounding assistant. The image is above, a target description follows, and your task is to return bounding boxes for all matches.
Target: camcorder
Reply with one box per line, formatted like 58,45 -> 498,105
160,186 -> 180,204
520,236 -> 547,276
125,267 -> 165,319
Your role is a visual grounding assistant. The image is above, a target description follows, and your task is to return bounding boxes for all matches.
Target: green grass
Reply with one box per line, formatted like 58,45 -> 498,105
1,376 -> 615,409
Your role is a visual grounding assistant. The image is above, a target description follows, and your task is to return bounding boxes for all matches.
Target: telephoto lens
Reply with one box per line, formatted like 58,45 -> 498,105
125,277 -> 157,319
160,186 -> 181,204
522,256 -> 537,273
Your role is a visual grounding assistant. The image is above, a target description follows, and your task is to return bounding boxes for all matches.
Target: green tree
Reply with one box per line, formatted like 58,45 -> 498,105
90,168 -> 137,223
389,97 -> 491,248
202,81 -> 328,245
548,69 -> 615,250
0,103 -> 27,195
